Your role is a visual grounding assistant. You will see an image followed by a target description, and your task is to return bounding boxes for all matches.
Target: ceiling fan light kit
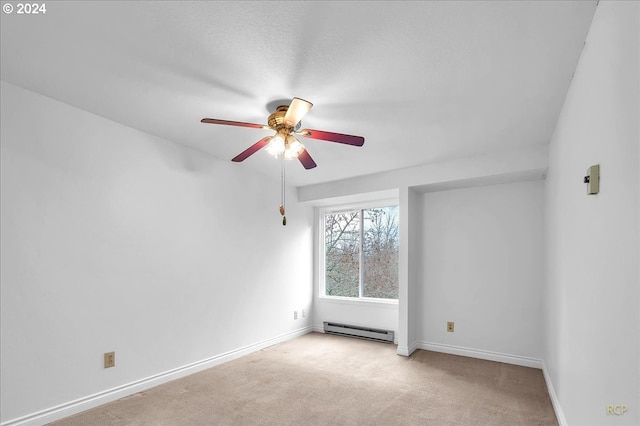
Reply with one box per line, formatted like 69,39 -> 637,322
201,97 -> 365,225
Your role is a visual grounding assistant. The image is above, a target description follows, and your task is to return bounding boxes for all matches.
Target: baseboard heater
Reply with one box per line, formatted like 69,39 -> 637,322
323,321 -> 394,344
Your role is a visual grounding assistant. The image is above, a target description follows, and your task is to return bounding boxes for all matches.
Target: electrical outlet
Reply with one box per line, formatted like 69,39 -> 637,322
293,311 -> 298,320
447,322 -> 455,333
104,352 -> 115,368
301,309 -> 306,318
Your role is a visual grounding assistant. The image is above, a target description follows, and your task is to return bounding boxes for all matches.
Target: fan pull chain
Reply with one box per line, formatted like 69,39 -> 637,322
280,156 -> 286,226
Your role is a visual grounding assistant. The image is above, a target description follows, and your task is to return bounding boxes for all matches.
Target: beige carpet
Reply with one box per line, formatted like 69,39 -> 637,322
51,333 -> 557,425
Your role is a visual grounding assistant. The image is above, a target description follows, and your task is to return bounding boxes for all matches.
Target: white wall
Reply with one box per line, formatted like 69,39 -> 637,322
312,299 -> 399,337
303,145 -> 547,350
298,145 -> 548,203
396,186 -> 421,355
0,81 -> 314,425
417,180 -> 545,363
544,2 -> 639,425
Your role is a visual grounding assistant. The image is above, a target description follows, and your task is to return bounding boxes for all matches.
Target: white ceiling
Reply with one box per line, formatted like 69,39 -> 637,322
0,1 -> 597,187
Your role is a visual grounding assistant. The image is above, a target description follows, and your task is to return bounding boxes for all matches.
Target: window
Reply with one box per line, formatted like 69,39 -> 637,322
322,204 -> 399,300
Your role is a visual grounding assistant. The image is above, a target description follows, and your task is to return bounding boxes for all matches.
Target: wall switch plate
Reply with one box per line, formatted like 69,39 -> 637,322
585,164 -> 600,194
104,352 -> 115,368
301,309 -> 306,318
447,322 -> 455,333
293,311 -> 298,320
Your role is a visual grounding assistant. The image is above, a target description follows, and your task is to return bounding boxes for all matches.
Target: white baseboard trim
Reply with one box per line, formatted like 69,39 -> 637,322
417,341 -> 544,369
1,326 -> 313,426
396,341 -> 418,357
542,361 -> 567,426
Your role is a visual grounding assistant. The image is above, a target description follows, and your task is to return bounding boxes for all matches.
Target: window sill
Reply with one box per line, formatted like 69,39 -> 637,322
317,296 -> 399,309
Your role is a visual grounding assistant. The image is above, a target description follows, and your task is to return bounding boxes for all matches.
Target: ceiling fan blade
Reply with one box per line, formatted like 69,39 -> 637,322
297,129 -> 365,147
298,149 -> 317,170
283,98 -> 313,127
201,118 -> 268,129
231,136 -> 272,162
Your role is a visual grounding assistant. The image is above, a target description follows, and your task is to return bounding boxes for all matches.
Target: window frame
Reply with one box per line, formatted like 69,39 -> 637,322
318,199 -> 399,305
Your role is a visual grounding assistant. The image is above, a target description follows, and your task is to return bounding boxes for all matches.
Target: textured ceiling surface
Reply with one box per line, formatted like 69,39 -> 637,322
1,1 -> 597,187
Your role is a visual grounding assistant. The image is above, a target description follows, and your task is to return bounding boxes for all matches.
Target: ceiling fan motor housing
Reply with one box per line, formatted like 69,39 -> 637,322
268,105 -> 301,132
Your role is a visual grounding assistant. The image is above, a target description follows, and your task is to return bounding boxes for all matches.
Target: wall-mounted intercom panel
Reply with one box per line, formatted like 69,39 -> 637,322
584,164 -> 600,194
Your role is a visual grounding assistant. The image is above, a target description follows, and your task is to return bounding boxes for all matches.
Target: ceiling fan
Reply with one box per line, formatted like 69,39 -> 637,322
201,97 -> 364,225
201,97 -> 365,170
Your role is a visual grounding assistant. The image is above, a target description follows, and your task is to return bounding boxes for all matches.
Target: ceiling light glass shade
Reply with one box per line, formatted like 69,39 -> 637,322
284,135 -> 304,160
284,98 -> 313,127
266,134 -> 304,160
265,134 -> 285,158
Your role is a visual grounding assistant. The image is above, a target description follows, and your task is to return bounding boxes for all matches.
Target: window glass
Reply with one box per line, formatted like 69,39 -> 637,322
363,206 -> 399,299
323,204 -> 398,300
324,211 -> 360,297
